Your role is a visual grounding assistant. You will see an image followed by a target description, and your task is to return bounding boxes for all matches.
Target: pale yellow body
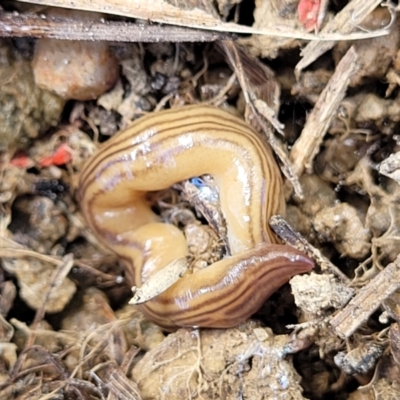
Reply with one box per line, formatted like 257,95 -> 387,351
79,105 -> 312,330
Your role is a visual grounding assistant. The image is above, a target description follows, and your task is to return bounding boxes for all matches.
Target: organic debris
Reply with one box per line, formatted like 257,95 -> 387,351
0,1 -> 399,399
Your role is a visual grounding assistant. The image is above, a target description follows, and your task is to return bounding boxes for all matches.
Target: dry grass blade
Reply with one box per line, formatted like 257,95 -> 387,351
220,41 -> 304,198
32,254 -> 74,327
6,254 -> 74,380
0,243 -> 64,266
14,0 -> 390,40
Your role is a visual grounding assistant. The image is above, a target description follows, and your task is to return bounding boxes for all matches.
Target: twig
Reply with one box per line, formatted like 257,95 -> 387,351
221,41 -> 303,198
0,11 -> 234,42
290,46 -> 358,176
269,215 -> 350,283
329,254 -> 400,338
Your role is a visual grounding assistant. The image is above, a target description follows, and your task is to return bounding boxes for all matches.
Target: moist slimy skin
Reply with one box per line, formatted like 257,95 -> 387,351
78,105 -> 313,330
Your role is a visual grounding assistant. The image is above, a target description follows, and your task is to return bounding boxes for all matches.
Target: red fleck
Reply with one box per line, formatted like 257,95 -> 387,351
298,0 -> 321,31
10,153 -> 33,168
39,143 -> 73,167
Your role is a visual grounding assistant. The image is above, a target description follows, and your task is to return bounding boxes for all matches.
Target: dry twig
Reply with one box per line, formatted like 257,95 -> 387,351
330,254 -> 400,338
269,215 -> 350,283
0,11 -> 233,42
290,46 -> 358,176
221,41 -> 304,198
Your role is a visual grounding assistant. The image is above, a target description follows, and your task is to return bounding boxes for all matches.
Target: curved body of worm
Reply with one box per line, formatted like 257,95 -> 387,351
78,105 -> 313,330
